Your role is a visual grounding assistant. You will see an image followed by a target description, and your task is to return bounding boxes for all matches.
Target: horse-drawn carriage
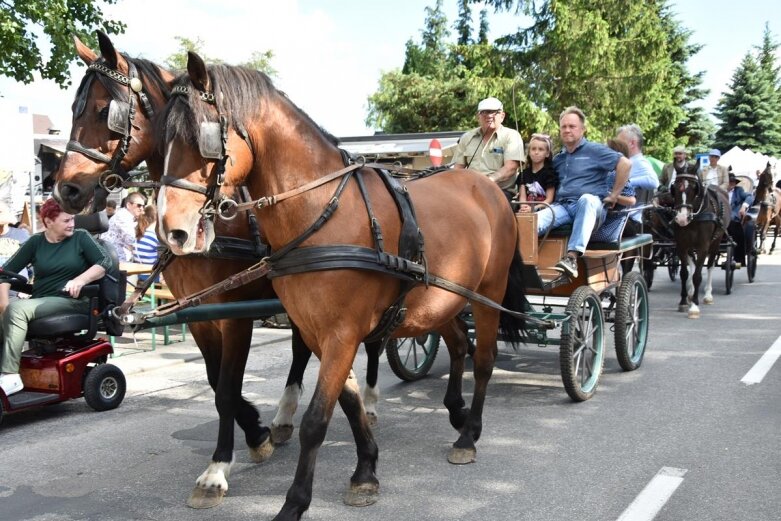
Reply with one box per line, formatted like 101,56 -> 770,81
642,173 -> 758,296
47,32 -> 655,519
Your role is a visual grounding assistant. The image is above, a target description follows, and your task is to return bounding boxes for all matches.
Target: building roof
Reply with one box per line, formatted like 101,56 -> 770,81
339,131 -> 462,158
32,114 -> 58,135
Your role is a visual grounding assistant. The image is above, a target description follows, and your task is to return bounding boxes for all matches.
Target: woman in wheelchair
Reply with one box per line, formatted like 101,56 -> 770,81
0,199 -> 112,396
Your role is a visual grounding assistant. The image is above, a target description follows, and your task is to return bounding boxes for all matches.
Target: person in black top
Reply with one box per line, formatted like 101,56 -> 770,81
515,133 -> 558,212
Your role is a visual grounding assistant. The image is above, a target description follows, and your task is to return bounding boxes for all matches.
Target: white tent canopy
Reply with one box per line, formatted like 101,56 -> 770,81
718,145 -> 778,180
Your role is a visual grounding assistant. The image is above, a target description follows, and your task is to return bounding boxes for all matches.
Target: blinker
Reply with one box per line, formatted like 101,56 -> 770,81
107,100 -> 130,135
199,121 -> 224,159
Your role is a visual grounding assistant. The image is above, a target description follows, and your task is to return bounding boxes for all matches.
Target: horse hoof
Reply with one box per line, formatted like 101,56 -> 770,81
343,482 -> 379,507
365,412 -> 378,427
703,297 -> 714,305
271,424 -> 294,445
688,311 -> 700,319
447,447 -> 476,465
677,304 -> 689,312
187,486 -> 226,509
249,437 -> 275,463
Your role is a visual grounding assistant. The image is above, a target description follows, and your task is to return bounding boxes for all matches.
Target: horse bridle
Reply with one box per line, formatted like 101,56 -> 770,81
66,61 -> 156,193
162,84 -> 254,221
671,173 -> 707,222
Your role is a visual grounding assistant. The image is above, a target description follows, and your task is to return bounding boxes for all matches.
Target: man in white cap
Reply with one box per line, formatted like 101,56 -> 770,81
660,145 -> 688,188
451,97 -> 524,200
700,148 -> 729,191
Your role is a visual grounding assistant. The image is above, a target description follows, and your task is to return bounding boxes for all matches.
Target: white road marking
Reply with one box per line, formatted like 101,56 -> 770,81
741,334 -> 781,385
616,467 -> 687,521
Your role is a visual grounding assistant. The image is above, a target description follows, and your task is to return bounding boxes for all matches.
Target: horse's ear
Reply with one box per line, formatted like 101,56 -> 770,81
187,51 -> 210,92
74,34 -> 98,65
97,30 -> 127,72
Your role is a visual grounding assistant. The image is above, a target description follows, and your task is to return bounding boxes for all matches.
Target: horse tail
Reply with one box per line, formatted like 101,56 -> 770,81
499,243 -> 527,349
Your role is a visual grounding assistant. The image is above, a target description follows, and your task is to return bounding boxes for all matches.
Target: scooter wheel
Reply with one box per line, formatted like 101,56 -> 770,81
84,364 -> 126,411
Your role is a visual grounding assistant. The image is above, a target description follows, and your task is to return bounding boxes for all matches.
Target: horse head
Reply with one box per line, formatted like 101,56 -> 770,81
156,52 -> 260,255
53,31 -> 174,214
670,161 -> 703,227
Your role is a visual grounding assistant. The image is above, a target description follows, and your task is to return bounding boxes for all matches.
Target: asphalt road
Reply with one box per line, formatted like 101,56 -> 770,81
1,255 -> 780,521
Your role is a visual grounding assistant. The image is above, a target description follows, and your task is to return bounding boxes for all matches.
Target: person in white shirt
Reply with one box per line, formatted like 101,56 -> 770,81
101,193 -> 146,262
700,149 -> 729,190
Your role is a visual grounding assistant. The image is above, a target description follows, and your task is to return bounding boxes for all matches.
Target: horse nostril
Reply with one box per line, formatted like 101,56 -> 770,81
168,230 -> 189,248
60,183 -> 81,200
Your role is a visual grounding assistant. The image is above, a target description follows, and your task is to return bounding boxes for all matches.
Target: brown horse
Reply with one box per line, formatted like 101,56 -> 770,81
670,162 -> 729,318
52,32 -> 387,509
754,162 -> 780,254
156,52 -> 526,520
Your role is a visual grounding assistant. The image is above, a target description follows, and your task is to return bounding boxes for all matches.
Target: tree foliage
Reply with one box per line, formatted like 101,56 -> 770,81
491,0 -> 683,157
164,36 -> 276,77
714,26 -> 781,156
0,0 -> 125,87
368,0 -> 555,137
368,0 -> 709,161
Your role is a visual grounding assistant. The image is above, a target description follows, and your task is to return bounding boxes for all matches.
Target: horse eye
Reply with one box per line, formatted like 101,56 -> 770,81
98,106 -> 109,121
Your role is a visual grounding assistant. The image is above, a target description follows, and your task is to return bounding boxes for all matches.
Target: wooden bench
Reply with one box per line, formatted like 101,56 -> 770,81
516,212 -> 652,296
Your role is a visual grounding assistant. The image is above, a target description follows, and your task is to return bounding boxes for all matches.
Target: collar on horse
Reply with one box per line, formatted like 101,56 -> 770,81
66,61 -> 157,198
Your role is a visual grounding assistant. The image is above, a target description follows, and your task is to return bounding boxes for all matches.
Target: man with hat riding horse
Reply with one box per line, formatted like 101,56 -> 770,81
451,97 -> 524,202
726,173 -> 756,268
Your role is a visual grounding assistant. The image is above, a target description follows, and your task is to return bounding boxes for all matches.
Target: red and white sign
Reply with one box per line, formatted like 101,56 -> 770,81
429,138 -> 442,167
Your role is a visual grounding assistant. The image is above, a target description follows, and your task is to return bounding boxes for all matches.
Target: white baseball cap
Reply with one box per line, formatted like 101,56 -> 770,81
477,97 -> 503,112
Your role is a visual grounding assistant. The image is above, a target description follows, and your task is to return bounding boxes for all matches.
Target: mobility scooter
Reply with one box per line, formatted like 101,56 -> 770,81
0,212 -> 127,425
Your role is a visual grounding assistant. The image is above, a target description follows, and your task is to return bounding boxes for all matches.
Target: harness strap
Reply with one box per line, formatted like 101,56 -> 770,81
66,140 -> 113,164
267,245 -> 555,329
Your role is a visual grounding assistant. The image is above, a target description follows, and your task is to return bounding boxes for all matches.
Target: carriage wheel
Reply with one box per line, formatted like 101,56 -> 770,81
667,255 -> 679,281
386,333 -> 441,382
724,243 -> 734,295
560,286 -> 605,402
614,272 -> 649,371
641,258 -> 655,290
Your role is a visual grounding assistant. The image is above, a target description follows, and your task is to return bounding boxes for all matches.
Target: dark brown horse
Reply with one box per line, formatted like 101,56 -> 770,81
52,33 -> 384,509
754,162 -> 780,254
670,162 -> 729,318
155,52 -> 526,521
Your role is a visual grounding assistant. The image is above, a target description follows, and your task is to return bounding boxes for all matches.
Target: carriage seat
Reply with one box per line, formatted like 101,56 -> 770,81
22,211 -> 126,342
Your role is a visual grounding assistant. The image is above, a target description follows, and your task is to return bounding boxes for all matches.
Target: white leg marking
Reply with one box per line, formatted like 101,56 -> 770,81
195,455 -> 234,493
272,383 -> 301,428
685,258 -> 694,298
741,334 -> 781,385
616,467 -> 687,521
703,266 -> 714,304
362,383 -> 379,423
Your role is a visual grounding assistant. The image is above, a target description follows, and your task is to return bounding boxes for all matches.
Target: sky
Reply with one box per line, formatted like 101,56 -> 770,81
1,0 -> 780,138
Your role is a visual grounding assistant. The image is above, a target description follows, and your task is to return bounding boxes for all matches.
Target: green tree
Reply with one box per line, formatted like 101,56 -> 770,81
753,23 -> 781,154
402,0 -> 451,77
492,0 -> 677,154
0,0 -> 125,87
659,4 -> 713,155
714,50 -> 781,155
164,36 -> 276,76
455,0 -> 472,46
369,1 -> 555,138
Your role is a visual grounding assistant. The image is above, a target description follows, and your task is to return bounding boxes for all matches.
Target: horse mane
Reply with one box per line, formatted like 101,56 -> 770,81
72,53 -> 171,117
159,64 -> 338,154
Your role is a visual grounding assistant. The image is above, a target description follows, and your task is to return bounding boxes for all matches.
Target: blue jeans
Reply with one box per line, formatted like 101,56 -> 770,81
536,195 -> 607,254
